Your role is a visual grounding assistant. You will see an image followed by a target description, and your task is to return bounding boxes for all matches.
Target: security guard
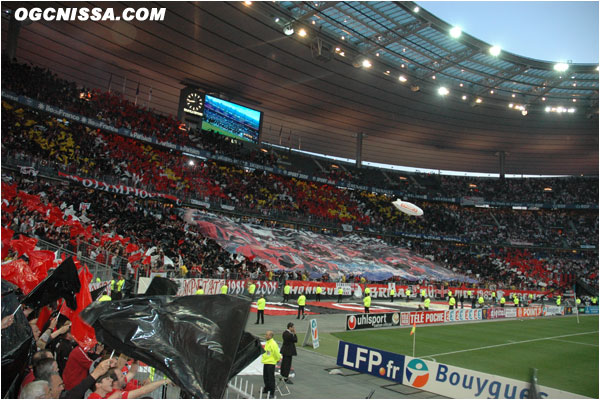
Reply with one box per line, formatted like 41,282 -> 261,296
447,289 -> 453,301
195,286 -> 204,295
420,288 -> 426,302
390,288 -> 395,303
491,291 -> 496,304
576,298 -> 581,306
514,295 -> 519,307
592,296 -> 597,305
405,288 -> 411,302
500,296 -> 506,307
467,290 -> 472,299
338,287 -> 343,303
478,296 -> 485,308
283,283 -> 291,303
248,282 -> 256,299
528,293 -> 533,304
448,295 -> 456,310
315,286 -> 322,302
424,296 -> 431,311
256,295 -> 266,324
364,286 -> 371,296
297,294 -> 306,319
363,293 -> 371,314
556,297 -> 561,306
98,294 -> 111,302
261,330 -> 281,398
221,284 -> 228,294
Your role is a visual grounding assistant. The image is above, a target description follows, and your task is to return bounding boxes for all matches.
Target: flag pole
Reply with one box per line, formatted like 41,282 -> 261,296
573,284 -> 580,324
412,327 -> 415,357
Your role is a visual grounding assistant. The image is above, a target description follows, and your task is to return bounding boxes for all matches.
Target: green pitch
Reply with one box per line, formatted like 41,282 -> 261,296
327,316 -> 598,398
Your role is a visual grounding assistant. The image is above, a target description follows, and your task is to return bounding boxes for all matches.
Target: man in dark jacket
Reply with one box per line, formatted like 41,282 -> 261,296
280,322 -> 297,384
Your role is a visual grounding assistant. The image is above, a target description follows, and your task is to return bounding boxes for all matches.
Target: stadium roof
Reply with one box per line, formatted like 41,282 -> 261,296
1,1 -> 598,175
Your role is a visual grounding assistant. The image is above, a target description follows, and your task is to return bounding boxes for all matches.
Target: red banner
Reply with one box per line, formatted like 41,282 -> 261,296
58,172 -> 181,205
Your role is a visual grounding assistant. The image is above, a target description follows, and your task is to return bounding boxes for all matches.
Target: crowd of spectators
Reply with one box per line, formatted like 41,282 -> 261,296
2,58 -> 598,205
1,58 -> 598,293
3,99 -> 597,250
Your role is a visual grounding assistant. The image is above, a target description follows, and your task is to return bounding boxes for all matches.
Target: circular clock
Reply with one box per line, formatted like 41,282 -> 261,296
185,92 -> 202,112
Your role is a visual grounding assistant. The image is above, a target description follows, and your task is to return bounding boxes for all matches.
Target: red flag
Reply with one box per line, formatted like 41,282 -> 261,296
36,306 -> 52,332
125,242 -> 139,254
142,255 -> 151,265
63,265 -> 96,350
28,249 -> 56,281
1,258 -> 40,294
1,182 -> 17,201
9,235 -> 38,256
100,234 -> 111,246
1,226 -> 14,246
128,252 -> 142,263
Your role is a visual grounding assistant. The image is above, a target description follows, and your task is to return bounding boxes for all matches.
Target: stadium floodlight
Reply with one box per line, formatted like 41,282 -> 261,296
298,28 -> 307,37
508,103 -> 514,108
283,24 -> 294,36
189,160 -> 195,166
521,109 -> 528,116
553,63 -> 569,72
461,95 -> 467,100
450,26 -> 462,38
362,59 -> 372,68
438,87 -> 449,96
399,75 -> 407,82
568,108 -> 575,113
475,98 -> 482,103
413,6 -> 420,13
489,45 -> 501,56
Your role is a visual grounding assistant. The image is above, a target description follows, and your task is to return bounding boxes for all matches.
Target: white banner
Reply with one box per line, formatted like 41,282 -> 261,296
137,277 -> 279,296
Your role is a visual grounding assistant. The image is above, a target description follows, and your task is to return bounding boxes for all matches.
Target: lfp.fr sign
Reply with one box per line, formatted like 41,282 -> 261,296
336,341 -> 405,383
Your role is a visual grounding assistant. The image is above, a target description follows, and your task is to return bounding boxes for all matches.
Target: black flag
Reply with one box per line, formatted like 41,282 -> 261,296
144,276 -> 179,296
80,295 -> 256,398
21,257 -> 81,310
1,280 -> 35,399
90,284 -> 110,302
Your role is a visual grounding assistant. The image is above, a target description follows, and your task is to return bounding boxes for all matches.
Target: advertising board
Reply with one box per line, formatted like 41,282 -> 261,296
400,311 -> 446,326
346,312 -> 401,330
516,305 -> 543,318
483,307 -> 506,320
402,356 -> 586,399
444,309 -> 482,322
543,306 -> 564,316
336,342 -> 585,398
336,341 -> 405,383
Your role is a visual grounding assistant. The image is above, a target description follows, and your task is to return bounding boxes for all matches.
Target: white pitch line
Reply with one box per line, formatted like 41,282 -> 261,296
424,331 -> 599,358
550,338 -> 599,347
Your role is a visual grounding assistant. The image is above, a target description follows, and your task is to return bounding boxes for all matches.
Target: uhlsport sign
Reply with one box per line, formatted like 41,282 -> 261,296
346,312 -> 401,330
336,342 -> 586,398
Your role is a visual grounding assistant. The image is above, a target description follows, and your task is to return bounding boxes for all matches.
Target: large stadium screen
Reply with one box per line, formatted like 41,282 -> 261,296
201,95 -> 262,143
